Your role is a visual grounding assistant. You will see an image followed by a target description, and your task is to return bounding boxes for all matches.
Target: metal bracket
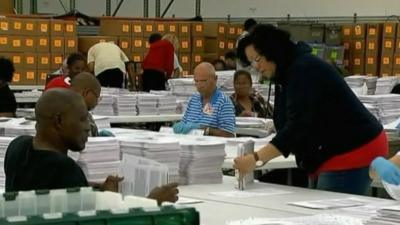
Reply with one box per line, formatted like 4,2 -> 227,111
161,0 -> 175,18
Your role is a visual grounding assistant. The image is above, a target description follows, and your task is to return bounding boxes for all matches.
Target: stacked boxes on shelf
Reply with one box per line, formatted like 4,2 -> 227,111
352,23 -> 366,75
393,24 -> 400,75
365,23 -> 382,76
380,22 -> 397,76
0,17 -> 77,85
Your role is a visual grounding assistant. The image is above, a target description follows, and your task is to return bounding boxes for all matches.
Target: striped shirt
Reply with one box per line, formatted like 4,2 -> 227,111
183,88 -> 236,134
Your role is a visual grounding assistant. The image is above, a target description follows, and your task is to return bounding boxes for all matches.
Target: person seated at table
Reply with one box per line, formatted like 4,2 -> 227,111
370,153 -> 400,185
0,57 -> 17,118
45,53 -> 86,91
173,62 -> 235,137
230,70 -> 272,118
212,59 -> 227,71
5,89 -> 178,205
224,51 -> 237,70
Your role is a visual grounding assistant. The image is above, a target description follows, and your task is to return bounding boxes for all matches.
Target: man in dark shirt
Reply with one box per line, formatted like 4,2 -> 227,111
0,57 -> 17,117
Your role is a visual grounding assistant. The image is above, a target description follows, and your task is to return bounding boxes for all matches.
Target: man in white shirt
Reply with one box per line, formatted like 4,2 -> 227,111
87,42 -> 129,88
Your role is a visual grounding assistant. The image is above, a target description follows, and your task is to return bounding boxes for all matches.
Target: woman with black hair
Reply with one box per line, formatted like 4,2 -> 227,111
234,24 -> 387,195
0,57 -> 17,117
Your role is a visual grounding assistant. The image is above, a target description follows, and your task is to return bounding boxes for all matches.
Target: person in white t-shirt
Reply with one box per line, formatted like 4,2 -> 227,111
87,41 -> 129,88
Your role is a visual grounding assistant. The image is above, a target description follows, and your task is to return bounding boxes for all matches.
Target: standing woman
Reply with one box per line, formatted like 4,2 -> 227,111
0,57 -> 17,117
162,34 -> 182,78
234,24 -> 387,195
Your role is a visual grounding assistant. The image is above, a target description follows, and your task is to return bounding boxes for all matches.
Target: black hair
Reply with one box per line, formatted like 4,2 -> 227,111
212,59 -> 226,70
237,35 -> 252,67
224,51 -> 236,60
244,18 -> 257,31
233,70 -> 252,83
66,53 -> 85,67
148,33 -> 162,44
0,57 -> 15,83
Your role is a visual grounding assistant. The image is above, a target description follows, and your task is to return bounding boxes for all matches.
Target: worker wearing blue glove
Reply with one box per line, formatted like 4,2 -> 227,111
371,156 -> 400,185
98,129 -> 115,137
173,121 -> 201,134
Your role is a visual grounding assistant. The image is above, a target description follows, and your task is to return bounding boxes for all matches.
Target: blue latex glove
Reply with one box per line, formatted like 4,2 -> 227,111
371,157 -> 400,185
98,129 -> 115,137
173,122 -> 201,134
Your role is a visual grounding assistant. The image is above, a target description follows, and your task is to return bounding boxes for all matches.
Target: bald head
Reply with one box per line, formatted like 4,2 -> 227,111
35,88 -> 90,152
194,62 -> 217,97
70,72 -> 101,111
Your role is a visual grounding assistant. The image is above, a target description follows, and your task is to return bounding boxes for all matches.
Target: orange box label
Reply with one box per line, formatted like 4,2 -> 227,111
26,39 -> 34,47
121,41 -> 128,49
13,73 -> 20,82
26,71 -> 35,80
182,56 -> 189,63
133,25 -> 142,33
194,55 -> 201,62
54,56 -> 63,64
196,39 -> 203,47
14,22 -> 22,30
0,37 -> 8,45
13,56 -> 21,64
219,41 -> 225,49
40,72 -> 47,80
343,28 -> 351,36
157,24 -> 165,32
39,38 -> 48,46
228,42 -> 234,49
54,40 -> 62,47
41,57 -> 49,64
354,58 -> 361,65
369,28 -> 376,36
0,22 -> 8,30
385,25 -> 393,34
169,25 -> 176,32
367,57 -> 374,64
66,24 -> 74,32
27,56 -> 34,64
13,39 -> 21,47
54,24 -> 62,31
133,55 -> 141,62
122,24 -> 130,33
383,57 -> 390,64
385,40 -> 393,48
26,23 -> 34,31
354,26 -> 362,36
40,24 -> 48,32
229,27 -> 235,34
145,25 -> 153,32
218,26 -> 225,34
355,41 -> 362,50
195,25 -> 202,32
182,41 -> 189,49
181,26 -> 188,33
145,41 -> 150,48
67,40 -> 76,48
396,57 -> 400,65
134,40 -> 142,47
368,42 -> 375,50
237,27 -> 243,35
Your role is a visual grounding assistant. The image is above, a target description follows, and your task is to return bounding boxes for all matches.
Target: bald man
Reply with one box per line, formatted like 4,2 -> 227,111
173,62 -> 236,137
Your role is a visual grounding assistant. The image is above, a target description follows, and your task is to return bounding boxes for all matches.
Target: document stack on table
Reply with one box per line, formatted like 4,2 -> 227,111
375,76 -> 399,95
359,94 -> 400,124
115,95 -> 138,116
136,94 -> 158,115
92,94 -> 115,116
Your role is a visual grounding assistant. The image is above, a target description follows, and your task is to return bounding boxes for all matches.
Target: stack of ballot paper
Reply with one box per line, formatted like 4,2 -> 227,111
4,119 -> 36,136
119,154 -> 168,197
115,94 -> 137,116
216,70 -> 235,91
156,95 -> 178,115
92,94 -> 115,116
0,137 -> 14,189
179,140 -> 226,184
118,137 -> 181,183
367,205 -> 400,225
76,137 -> 121,182
136,94 -> 158,115
375,76 -> 399,95
344,75 -> 378,95
168,78 -> 195,110
359,94 -> 400,124
92,115 -> 111,130
14,90 -> 42,104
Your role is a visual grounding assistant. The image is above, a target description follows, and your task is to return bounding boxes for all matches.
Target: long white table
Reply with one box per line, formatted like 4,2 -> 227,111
10,85 -> 44,91
109,114 -> 183,123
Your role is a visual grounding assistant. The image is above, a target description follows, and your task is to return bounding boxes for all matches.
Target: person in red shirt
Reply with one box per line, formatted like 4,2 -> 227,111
142,33 -> 174,92
45,53 -> 86,91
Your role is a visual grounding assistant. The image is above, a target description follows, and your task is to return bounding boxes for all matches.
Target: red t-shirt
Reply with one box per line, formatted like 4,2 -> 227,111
142,40 -> 174,79
44,76 -> 71,91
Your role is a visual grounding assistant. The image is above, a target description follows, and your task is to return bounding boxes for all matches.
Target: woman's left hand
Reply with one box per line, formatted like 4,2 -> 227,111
234,154 -> 257,174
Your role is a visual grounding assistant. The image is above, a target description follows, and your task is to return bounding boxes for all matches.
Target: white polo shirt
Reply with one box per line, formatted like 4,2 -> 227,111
87,42 -> 129,76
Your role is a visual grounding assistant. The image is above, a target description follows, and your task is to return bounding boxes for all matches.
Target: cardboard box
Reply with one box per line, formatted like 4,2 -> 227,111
180,37 -> 191,53
64,36 -> 78,53
352,54 -> 365,74
37,19 -> 50,36
342,24 -> 353,40
201,53 -> 218,63
10,18 -> 23,35
37,53 -> 51,70
353,24 -> 366,39
226,39 -> 236,50
192,37 -> 204,53
191,22 -> 204,37
132,21 -> 143,37
179,23 -> 191,37
24,53 -> 37,69
37,70 -> 50,85
100,19 -> 131,36
235,24 -> 244,36
325,25 -> 342,46
50,54 -> 64,70
143,21 -> 155,37
392,68 -> 400,76
191,53 -> 203,68
396,38 -> 400,54
10,36 -> 24,52
12,70 -> 37,85
181,66 -> 191,77
364,54 -> 379,76
380,54 -> 393,76
383,22 -> 397,38
0,18 -> 10,34
50,36 -> 64,53
381,38 -> 395,55
353,39 -> 365,54
227,25 -> 237,39
202,22 -> 226,37
204,37 -> 224,53
24,36 -> 36,52
393,53 -> 400,69
64,20 -> 77,36
24,20 -> 36,35
78,36 -> 118,53
0,0 -> 14,14
10,53 -> 23,69
37,36 -> 50,52
367,23 -> 382,39
167,23 -> 178,35
156,22 -> 166,33
118,37 -> 131,55
130,52 -> 144,63
0,35 -> 11,52
50,20 -> 64,36
179,53 -> 191,68
366,38 -> 380,55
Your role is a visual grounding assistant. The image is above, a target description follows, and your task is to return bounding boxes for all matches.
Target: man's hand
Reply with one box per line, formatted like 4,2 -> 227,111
101,175 -> 124,192
148,182 -> 179,205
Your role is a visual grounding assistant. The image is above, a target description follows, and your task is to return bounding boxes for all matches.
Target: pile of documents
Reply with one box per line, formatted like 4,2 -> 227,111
359,94 -> 400,124
14,90 -> 42,104
0,137 -> 14,189
345,75 -> 377,95
216,70 -> 235,91
156,95 -> 178,115
118,137 -> 181,183
92,115 -> 111,130
119,154 -> 168,197
3,119 -> 36,137
375,76 -> 399,95
115,94 -> 138,116
76,137 -> 121,182
179,140 -> 225,184
367,205 -> 400,225
136,94 -> 158,115
92,94 -> 115,116
168,78 -> 195,110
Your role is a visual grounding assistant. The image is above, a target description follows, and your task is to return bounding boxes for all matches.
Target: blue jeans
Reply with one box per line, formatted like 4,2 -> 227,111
308,167 -> 371,195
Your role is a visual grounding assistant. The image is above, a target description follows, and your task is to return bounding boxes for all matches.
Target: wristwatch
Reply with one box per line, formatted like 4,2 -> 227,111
253,152 -> 264,167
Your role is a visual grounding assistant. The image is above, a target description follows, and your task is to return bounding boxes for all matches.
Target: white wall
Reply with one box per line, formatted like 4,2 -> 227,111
22,0 -> 400,18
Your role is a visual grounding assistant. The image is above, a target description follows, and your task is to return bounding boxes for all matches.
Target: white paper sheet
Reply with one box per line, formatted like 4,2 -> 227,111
209,188 -> 292,198
287,197 -> 372,210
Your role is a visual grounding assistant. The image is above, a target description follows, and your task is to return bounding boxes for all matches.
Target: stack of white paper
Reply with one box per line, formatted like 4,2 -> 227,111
0,137 -> 14,189
92,94 -> 116,116
16,108 -> 35,118
157,95 -> 178,115
179,140 -> 225,184
368,205 -> 400,225
216,70 -> 235,91
115,94 -> 137,116
118,137 -> 181,183
168,78 -> 195,111
119,154 -> 168,197
4,119 -> 36,136
92,115 -> 111,130
14,90 -> 42,104
359,94 -> 400,124
76,137 -> 121,182
375,76 -> 399,95
101,87 -> 129,95
253,83 -> 275,104
365,76 -> 378,95
136,94 -> 158,115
